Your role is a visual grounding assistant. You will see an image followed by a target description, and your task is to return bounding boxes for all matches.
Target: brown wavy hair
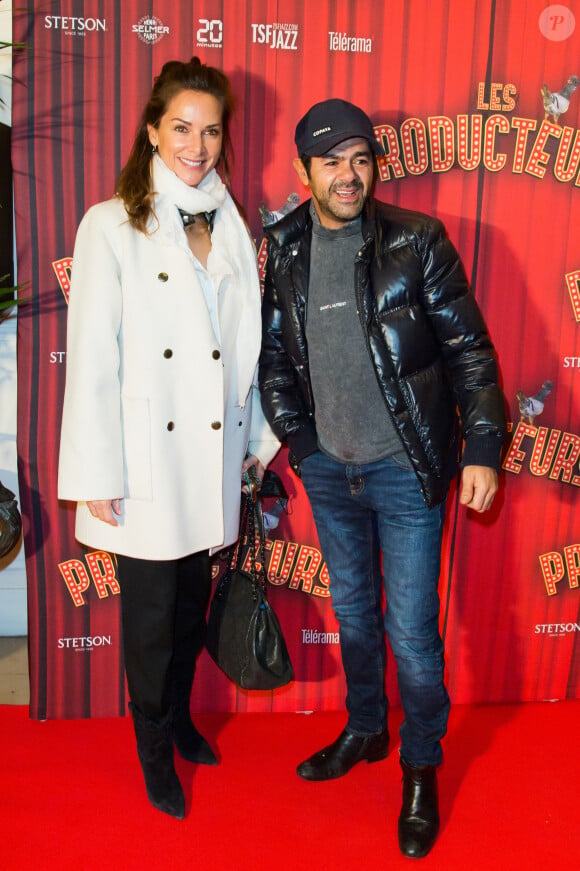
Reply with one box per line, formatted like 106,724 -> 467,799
116,57 -> 235,233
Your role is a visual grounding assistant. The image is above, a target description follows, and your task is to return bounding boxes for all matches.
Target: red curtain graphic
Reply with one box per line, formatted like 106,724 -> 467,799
11,0 -> 580,718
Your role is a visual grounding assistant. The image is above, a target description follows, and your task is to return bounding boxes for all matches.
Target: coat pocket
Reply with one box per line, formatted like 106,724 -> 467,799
121,395 -> 153,500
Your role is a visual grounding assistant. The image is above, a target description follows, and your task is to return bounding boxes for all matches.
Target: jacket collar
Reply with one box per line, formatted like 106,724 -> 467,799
265,199 -> 311,247
266,196 -> 379,248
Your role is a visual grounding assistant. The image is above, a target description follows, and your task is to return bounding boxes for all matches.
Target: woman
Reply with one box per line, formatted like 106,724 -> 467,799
58,58 -> 279,819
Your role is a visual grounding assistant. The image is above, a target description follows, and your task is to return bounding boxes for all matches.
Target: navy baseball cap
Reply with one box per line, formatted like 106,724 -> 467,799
294,98 -> 384,157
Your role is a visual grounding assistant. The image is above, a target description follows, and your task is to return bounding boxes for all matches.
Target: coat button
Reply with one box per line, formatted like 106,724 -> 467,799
158,272 -> 169,282
167,421 -> 175,431
163,349 -> 173,358
212,350 -> 221,360
211,421 -> 222,430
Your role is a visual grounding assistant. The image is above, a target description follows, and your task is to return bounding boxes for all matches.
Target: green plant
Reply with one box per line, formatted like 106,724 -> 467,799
0,38 -> 24,105
1,34 -> 23,308
0,274 -> 27,314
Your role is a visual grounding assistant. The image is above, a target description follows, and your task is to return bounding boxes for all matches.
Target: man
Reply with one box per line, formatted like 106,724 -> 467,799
258,98 -> 506,859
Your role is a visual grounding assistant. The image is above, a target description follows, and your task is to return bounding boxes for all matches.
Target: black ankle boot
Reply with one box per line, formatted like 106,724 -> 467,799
398,758 -> 439,858
297,727 -> 389,781
172,702 -> 217,765
130,703 -> 185,819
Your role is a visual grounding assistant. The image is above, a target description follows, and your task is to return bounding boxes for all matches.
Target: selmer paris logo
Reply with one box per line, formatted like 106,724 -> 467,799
132,16 -> 170,45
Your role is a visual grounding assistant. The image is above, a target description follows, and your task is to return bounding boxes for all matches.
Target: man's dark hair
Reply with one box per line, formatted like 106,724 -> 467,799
299,154 -> 312,176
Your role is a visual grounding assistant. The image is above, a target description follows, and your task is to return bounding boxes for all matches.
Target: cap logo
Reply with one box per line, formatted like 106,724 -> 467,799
313,126 -> 331,137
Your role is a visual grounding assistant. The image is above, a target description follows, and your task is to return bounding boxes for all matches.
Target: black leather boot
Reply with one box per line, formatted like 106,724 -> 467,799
172,701 -> 217,765
130,703 -> 185,819
398,758 -> 439,859
297,727 -> 389,781
169,551 -> 217,764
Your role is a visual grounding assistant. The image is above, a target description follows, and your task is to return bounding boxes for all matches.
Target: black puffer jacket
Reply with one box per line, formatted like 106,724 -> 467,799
258,198 -> 506,507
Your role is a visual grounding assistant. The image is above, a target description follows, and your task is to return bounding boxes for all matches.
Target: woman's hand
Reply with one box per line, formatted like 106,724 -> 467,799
241,455 -> 265,492
86,499 -> 122,526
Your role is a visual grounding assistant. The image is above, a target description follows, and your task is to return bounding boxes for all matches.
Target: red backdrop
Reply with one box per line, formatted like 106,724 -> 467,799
11,0 -> 580,719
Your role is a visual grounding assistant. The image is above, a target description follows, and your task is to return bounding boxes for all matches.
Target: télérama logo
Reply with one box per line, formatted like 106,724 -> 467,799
329,31 -> 373,53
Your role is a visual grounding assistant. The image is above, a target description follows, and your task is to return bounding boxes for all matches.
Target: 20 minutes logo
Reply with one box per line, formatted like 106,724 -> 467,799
197,18 -> 223,48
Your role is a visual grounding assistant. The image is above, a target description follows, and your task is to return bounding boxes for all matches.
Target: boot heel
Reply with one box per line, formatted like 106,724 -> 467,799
365,731 -> 390,763
172,705 -> 218,765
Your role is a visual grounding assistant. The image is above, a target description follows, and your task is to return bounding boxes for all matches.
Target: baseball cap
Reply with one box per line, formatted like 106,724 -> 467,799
294,98 -> 384,157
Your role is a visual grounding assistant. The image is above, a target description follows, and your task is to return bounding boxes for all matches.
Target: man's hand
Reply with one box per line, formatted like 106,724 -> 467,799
459,465 -> 498,513
87,499 -> 122,526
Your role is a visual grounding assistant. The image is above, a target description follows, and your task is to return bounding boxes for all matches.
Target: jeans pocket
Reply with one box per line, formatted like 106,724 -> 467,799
294,449 -> 321,479
389,451 -> 413,471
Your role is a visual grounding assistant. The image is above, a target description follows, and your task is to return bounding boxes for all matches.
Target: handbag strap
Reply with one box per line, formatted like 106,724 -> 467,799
246,488 -> 268,592
228,469 -> 268,593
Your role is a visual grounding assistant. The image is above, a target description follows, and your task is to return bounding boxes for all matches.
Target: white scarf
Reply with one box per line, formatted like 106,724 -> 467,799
150,154 -> 262,407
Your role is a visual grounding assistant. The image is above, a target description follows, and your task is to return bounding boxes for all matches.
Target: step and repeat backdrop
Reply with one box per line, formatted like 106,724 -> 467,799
11,1 -> 580,718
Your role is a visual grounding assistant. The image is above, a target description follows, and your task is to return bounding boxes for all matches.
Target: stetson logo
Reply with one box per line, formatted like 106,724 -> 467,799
57,635 -> 113,650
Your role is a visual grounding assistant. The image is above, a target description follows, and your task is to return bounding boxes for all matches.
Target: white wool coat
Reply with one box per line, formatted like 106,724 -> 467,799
58,196 -> 279,560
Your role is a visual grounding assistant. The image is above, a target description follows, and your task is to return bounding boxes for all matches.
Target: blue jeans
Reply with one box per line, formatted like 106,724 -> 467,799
301,451 -> 450,767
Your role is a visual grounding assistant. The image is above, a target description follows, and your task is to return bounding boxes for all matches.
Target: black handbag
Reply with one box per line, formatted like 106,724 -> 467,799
206,473 -> 294,690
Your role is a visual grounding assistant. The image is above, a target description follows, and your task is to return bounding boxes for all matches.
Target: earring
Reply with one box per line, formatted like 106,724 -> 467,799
151,145 -> 157,154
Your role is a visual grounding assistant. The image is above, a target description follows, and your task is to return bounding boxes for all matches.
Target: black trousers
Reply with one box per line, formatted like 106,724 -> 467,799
117,550 -> 211,719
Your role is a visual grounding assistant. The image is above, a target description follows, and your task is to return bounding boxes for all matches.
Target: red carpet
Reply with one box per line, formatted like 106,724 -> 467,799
0,702 -> 578,870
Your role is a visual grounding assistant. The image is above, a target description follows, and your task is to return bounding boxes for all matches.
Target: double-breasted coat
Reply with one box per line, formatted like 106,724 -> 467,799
58,196 -> 279,560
